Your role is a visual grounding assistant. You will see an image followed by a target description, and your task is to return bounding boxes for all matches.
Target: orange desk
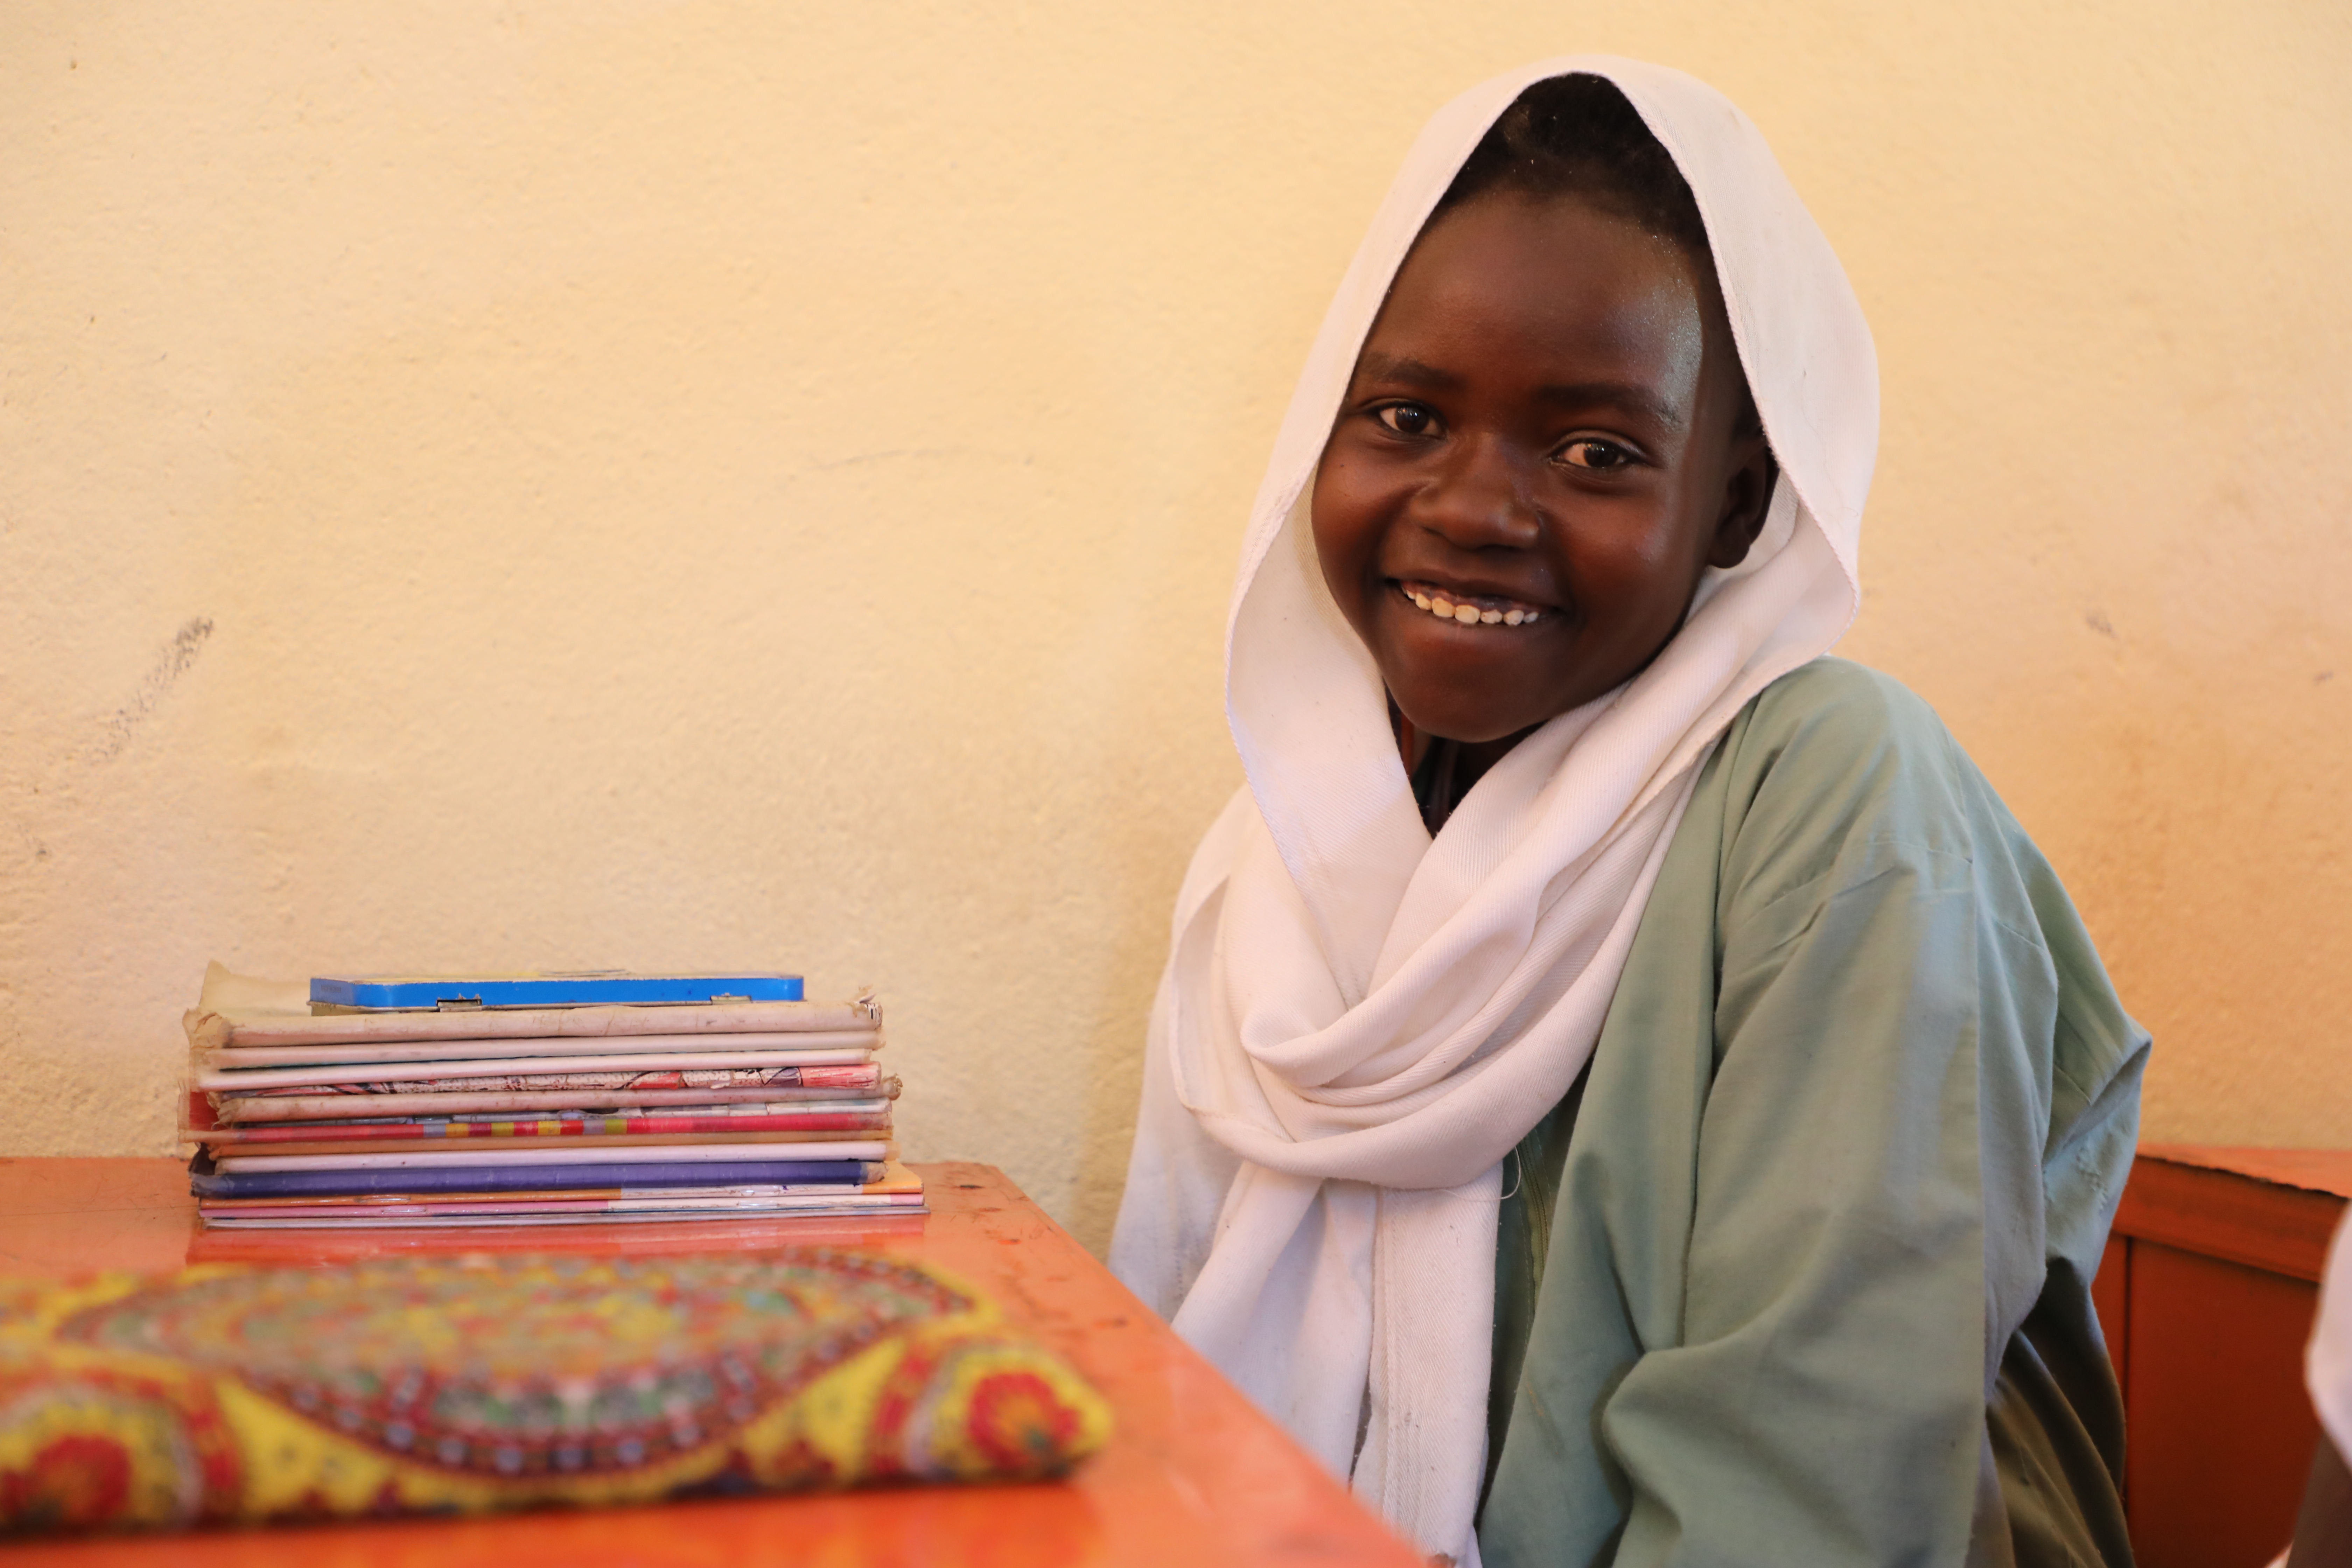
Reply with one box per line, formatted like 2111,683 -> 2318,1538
0,1157 -> 1422,1568
2096,1145 -> 2352,1568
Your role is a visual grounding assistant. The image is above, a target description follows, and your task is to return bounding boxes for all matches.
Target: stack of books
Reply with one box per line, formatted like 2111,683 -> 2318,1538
182,969 -> 919,1228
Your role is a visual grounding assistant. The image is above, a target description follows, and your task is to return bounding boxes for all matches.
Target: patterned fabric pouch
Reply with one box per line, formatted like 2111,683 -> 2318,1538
0,1248 -> 1112,1534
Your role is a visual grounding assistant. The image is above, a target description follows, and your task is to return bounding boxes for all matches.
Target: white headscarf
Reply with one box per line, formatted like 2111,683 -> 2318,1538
1111,56 -> 1876,1563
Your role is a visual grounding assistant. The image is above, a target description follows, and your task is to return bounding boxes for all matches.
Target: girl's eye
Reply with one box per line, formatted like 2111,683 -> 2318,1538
1559,438 -> 1635,471
1374,403 -> 1439,437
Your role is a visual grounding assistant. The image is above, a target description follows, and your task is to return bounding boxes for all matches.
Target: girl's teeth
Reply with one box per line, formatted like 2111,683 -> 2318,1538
1401,584 -> 1542,626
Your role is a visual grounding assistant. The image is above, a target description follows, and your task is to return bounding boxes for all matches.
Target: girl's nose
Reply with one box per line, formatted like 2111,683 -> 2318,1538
1415,433 -> 1541,550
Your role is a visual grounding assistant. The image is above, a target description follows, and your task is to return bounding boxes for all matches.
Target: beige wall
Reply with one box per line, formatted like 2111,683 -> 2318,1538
5,2 -> 2348,1251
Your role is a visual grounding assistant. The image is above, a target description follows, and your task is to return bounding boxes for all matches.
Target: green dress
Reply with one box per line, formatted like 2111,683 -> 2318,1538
1474,659 -> 2147,1568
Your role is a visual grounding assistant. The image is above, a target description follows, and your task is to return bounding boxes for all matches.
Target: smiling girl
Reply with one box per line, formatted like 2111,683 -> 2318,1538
1111,59 -> 2148,1568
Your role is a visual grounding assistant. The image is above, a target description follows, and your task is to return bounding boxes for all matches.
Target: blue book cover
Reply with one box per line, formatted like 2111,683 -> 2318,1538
308,972 -> 805,1011
189,1155 -> 877,1199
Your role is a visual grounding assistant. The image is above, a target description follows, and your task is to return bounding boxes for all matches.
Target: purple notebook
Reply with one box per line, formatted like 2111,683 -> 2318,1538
189,1154 -> 882,1199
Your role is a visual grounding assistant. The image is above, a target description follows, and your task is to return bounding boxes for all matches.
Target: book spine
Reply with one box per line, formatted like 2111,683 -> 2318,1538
201,1107 -> 895,1143
313,975 -> 806,1010
197,1050 -> 877,1094
209,996 -> 882,1049
203,1128 -> 891,1160
189,1157 -> 887,1198
210,1077 -> 897,1122
202,1029 -> 883,1070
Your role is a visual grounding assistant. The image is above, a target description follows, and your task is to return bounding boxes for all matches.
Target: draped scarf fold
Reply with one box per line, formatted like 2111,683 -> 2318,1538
1110,55 -> 1878,1564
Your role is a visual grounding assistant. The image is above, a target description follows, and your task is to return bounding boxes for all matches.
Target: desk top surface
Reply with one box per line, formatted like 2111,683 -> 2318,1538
0,1157 -> 1421,1568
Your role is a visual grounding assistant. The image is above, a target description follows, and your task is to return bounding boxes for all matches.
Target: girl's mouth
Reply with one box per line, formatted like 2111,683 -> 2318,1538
1393,579 -> 1548,627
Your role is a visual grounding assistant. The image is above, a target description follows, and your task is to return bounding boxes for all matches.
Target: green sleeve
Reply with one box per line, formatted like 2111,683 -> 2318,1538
1607,745 -> 2019,1560
1480,660 -> 2146,1568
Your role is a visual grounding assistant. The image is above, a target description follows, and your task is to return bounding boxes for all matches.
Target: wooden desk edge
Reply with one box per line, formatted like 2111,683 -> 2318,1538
2117,1150 -> 2349,1283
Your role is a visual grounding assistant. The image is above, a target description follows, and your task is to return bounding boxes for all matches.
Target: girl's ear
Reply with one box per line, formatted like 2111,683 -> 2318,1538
1707,430 -> 1778,570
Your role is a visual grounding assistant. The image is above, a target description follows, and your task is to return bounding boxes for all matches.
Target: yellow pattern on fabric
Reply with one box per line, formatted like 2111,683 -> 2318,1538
0,1251 -> 1111,1535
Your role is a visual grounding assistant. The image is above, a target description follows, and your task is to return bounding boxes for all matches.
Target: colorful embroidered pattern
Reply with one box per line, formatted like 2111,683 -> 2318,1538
0,1252 -> 1110,1534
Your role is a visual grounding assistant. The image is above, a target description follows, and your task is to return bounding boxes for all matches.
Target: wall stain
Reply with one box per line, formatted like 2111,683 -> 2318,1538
804,447 -> 964,475
89,617 -> 214,764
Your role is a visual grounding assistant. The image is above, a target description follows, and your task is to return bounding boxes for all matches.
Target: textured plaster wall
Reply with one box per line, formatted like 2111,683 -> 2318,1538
4,2 -> 2348,1252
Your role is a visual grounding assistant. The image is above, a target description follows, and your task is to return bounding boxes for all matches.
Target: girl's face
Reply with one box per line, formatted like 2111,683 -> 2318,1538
1312,192 -> 1776,748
